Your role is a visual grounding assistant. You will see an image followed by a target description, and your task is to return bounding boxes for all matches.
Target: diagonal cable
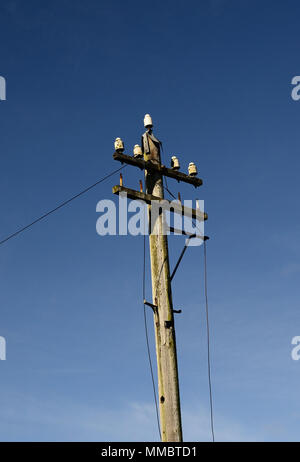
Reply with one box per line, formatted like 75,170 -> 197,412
0,165 -> 126,246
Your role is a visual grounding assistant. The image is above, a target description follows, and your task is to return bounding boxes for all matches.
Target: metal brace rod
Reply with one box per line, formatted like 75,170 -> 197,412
170,234 -> 196,281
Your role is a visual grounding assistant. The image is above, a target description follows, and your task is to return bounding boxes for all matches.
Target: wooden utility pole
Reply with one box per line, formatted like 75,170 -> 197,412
144,133 -> 183,442
112,115 -> 207,442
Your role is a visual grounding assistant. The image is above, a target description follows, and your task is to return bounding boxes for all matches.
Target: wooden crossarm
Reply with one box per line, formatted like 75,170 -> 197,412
113,152 -> 203,188
112,185 -> 208,221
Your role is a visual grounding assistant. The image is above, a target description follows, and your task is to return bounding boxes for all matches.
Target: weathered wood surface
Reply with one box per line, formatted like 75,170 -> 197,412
144,134 -> 183,442
113,152 -> 203,187
112,185 -> 208,221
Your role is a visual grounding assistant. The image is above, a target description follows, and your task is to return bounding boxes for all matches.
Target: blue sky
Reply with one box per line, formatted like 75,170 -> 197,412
0,0 -> 300,441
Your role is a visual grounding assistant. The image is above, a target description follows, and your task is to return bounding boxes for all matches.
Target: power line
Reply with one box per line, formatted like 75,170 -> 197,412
0,165 -> 127,247
163,178 -> 177,201
142,229 -> 162,440
203,240 -> 215,442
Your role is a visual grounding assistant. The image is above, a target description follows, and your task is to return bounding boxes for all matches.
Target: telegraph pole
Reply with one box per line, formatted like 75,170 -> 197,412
112,115 -> 206,442
143,127 -> 182,442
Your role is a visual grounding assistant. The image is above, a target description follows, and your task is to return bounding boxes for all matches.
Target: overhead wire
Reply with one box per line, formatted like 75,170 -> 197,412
203,240 -> 215,442
142,201 -> 162,440
0,165 -> 127,247
163,177 -> 177,201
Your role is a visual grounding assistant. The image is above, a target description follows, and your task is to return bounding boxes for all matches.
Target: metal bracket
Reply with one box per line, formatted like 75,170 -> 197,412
143,299 -> 158,313
168,226 -> 210,241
